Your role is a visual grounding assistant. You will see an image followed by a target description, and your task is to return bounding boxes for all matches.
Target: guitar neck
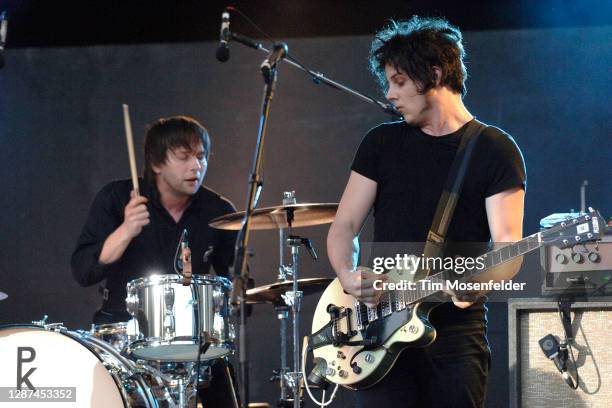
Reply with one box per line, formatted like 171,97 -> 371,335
401,232 -> 542,304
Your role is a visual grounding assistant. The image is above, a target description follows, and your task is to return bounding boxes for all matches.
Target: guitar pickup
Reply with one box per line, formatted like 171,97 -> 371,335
380,293 -> 393,317
355,301 -> 368,330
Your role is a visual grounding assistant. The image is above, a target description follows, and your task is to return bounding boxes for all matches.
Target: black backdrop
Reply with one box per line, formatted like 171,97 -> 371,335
0,26 -> 610,407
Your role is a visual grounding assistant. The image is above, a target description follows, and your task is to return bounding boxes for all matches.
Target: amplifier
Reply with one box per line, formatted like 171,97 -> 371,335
509,298 -> 612,408
540,234 -> 612,296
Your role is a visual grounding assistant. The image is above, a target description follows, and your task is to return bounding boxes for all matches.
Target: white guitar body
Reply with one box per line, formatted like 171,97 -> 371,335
310,269 -> 437,389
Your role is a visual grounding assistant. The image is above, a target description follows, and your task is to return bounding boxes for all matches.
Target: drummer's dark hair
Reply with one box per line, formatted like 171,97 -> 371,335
143,116 -> 211,185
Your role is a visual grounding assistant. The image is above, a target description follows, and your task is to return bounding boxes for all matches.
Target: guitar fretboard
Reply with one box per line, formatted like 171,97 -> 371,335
355,232 -> 543,330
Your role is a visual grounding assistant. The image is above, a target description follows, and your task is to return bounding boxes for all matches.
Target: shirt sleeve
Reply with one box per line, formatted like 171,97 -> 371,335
71,182 -> 125,286
483,129 -> 527,198
350,126 -> 383,183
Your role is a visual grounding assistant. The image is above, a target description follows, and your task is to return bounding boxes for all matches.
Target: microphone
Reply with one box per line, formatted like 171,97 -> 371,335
0,11 -> 7,69
538,334 -> 576,388
260,42 -> 288,79
180,228 -> 189,252
216,10 -> 230,62
174,229 -> 189,275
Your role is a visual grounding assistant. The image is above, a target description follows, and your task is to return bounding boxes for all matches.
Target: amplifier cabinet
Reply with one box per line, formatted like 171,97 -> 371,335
508,298 -> 612,408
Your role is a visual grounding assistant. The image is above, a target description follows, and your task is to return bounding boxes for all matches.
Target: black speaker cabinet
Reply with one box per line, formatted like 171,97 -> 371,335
508,298 -> 612,408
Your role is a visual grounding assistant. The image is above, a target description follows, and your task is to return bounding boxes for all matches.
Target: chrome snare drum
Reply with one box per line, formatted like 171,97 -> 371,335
126,274 -> 233,362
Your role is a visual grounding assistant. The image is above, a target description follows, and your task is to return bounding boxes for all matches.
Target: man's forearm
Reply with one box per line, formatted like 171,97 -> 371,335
99,224 -> 132,264
327,222 -> 359,282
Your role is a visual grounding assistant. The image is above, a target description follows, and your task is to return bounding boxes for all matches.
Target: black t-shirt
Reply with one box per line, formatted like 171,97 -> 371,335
71,179 -> 237,320
351,119 -> 526,323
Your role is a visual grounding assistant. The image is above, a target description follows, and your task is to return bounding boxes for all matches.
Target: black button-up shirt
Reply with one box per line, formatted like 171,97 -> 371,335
71,178 -> 237,318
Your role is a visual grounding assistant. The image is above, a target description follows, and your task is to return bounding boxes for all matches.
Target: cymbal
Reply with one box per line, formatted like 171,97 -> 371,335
0,291 -> 7,301
245,277 -> 333,305
209,203 -> 338,231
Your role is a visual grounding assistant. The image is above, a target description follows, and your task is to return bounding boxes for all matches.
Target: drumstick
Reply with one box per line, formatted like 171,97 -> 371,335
122,104 -> 140,196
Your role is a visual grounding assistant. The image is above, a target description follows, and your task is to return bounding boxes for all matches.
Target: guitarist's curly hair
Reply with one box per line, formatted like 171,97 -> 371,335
369,16 -> 468,97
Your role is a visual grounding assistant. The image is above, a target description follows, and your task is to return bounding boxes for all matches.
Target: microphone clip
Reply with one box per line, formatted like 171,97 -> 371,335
260,42 -> 288,83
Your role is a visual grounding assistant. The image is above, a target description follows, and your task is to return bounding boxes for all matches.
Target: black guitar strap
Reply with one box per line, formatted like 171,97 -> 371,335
418,118 -> 487,279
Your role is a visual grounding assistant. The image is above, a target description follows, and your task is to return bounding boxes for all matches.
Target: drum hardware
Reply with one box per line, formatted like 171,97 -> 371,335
31,315 -> 65,332
281,232 -> 318,408
212,191 -> 337,408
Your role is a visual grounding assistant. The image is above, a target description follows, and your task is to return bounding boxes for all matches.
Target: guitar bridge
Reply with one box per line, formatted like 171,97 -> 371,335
327,304 -> 356,347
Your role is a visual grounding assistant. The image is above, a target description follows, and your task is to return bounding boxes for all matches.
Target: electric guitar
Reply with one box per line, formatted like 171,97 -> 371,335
309,209 -> 604,389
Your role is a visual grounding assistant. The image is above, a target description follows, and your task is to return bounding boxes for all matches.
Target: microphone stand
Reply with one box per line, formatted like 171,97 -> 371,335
232,45 -> 283,408
227,31 -> 401,117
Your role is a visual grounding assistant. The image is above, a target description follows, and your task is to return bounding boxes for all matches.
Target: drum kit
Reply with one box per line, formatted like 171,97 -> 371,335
0,192 -> 336,408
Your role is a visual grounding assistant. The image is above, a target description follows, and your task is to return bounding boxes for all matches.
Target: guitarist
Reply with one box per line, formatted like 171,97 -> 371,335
327,16 -> 526,407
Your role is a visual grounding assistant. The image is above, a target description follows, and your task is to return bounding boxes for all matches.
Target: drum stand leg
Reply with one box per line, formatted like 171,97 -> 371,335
274,306 -> 292,407
178,377 -> 187,408
283,236 -> 315,408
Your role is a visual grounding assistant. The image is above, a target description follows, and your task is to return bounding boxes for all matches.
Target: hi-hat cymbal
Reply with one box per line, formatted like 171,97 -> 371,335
0,291 -> 7,301
209,203 -> 338,231
245,277 -> 333,305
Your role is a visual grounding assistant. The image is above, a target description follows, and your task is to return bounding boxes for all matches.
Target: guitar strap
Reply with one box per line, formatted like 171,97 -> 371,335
418,118 -> 487,280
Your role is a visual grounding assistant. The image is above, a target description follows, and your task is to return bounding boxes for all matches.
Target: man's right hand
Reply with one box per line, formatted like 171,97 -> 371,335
338,266 -> 388,308
120,191 -> 150,239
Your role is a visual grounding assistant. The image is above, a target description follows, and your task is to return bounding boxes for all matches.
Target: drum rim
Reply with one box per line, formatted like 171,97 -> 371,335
127,273 -> 232,292
128,337 -> 232,362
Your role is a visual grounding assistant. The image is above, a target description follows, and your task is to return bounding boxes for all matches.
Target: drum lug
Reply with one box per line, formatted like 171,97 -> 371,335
31,316 -> 65,332
31,315 -> 49,326
126,294 -> 139,316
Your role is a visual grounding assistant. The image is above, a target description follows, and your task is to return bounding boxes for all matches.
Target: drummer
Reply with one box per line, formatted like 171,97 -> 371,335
71,115 -> 238,406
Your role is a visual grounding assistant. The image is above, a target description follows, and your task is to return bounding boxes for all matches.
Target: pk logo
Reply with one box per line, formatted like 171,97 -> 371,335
16,347 -> 37,390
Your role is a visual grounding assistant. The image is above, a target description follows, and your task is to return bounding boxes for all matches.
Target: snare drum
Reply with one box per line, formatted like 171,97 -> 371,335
126,274 -> 234,362
0,324 -> 159,407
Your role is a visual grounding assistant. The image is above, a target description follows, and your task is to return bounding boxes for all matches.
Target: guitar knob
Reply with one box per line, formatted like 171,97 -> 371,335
337,351 -> 346,359
555,253 -> 568,264
351,363 -> 362,374
338,369 -> 348,378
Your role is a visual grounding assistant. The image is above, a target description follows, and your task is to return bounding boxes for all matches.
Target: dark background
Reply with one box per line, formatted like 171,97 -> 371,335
0,1 -> 610,407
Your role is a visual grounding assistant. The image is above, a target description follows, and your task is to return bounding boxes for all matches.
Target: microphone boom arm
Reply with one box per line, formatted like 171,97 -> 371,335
225,29 -> 400,117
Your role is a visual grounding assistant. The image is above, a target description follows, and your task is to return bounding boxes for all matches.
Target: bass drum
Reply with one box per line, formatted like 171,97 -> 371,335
0,324 -> 159,407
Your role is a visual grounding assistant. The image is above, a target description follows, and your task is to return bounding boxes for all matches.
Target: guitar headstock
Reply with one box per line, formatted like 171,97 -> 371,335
541,208 -> 605,248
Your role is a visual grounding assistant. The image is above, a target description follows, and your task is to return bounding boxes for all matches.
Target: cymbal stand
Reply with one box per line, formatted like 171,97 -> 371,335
278,191 -> 296,281
282,206 -> 317,408
274,192 -> 298,407
271,305 -> 291,407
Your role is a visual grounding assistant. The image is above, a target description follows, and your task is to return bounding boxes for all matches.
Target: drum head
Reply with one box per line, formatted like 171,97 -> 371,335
127,274 -> 232,294
0,326 -> 125,407
131,340 -> 230,362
